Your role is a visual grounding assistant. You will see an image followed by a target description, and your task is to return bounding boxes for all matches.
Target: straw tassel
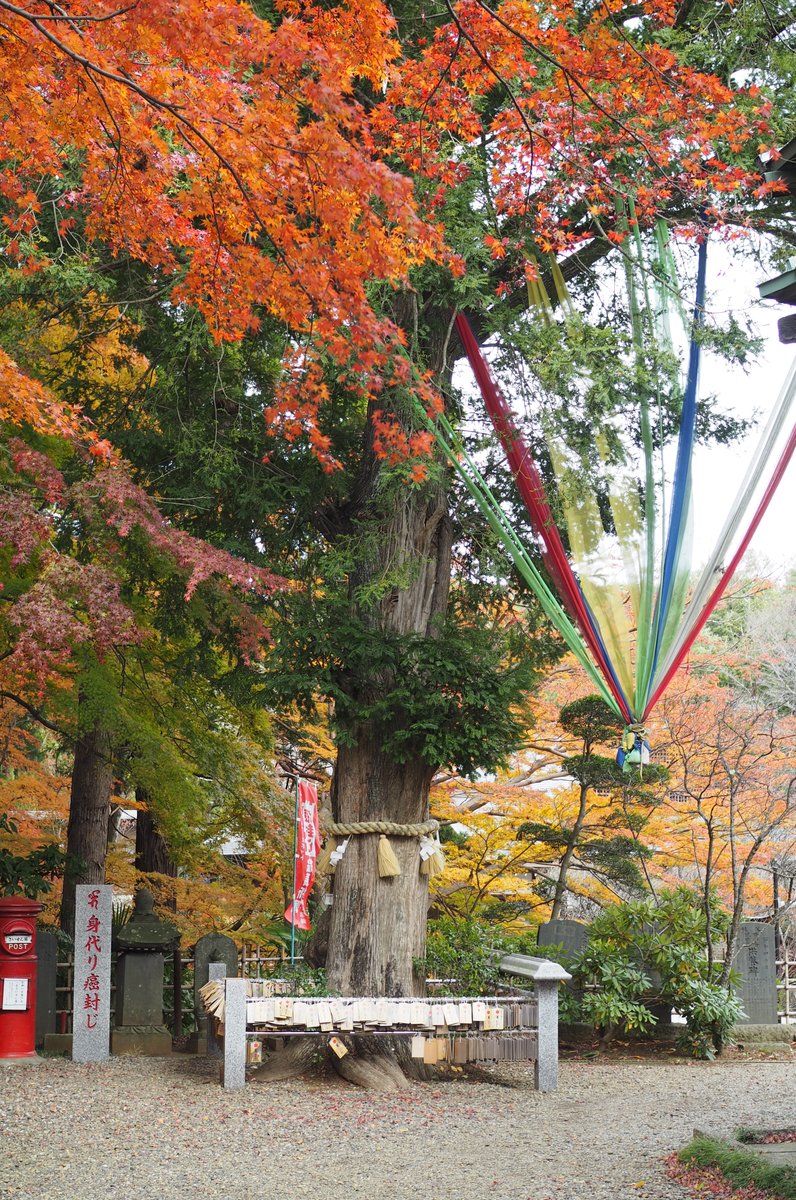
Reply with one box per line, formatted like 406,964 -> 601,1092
377,834 -> 401,877
315,838 -> 337,878
420,845 -> 446,878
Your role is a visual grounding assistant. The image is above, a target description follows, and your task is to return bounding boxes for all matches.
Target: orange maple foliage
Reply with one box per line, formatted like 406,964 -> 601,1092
0,707 -> 71,920
431,780 -> 552,922
0,346 -> 113,455
377,0 -> 773,251
0,0 -> 443,466
0,0 -> 775,468
647,654 -> 796,920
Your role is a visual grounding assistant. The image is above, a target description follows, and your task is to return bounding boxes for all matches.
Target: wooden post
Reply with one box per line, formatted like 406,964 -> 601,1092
172,946 -> 183,1040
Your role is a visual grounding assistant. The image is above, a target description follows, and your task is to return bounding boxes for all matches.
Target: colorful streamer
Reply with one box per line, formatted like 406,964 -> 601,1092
442,235 -> 796,727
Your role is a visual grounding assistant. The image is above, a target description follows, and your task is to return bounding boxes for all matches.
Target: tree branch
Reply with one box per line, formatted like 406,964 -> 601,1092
0,691 -> 71,739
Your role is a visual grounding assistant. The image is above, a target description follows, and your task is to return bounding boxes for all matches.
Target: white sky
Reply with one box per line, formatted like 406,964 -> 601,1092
453,236 -> 796,588
692,246 -> 796,579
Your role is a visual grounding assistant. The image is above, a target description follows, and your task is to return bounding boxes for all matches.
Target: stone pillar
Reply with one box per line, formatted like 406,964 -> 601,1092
35,931 -> 58,1047
192,933 -> 238,1053
72,884 -> 112,1063
222,977 -> 247,1091
498,954 -> 571,1092
207,962 -> 226,1061
535,978 -> 561,1092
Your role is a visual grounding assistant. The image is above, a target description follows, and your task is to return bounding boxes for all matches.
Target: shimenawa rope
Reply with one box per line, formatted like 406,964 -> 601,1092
316,818 -> 444,879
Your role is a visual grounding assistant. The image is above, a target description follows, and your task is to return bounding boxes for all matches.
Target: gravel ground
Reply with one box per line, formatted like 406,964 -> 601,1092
1,1054 -> 794,1200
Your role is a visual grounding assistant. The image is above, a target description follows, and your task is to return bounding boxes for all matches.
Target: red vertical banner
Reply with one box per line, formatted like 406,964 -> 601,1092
284,781 -> 320,931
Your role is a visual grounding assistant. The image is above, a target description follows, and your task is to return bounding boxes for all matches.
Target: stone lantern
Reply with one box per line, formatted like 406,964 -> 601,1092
112,889 -> 178,1056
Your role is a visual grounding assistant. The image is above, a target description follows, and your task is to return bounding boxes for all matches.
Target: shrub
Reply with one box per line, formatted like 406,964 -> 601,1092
533,887 -> 742,1058
420,915 -> 510,994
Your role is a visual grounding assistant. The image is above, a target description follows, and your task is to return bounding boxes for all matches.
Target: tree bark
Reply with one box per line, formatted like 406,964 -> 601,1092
135,790 -> 177,874
135,789 -> 178,910
325,378 -> 454,995
60,721 -> 114,936
326,738 -> 439,996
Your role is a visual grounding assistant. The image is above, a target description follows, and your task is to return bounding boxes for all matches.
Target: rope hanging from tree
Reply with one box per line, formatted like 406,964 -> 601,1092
316,817 -> 445,879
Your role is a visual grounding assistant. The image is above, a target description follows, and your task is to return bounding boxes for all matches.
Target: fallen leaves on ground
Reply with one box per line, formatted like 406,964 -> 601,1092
664,1152 -> 770,1200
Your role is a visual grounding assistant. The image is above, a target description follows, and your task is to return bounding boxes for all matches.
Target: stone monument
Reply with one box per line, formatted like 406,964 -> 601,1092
537,919 -> 590,959
191,932 -> 238,1053
733,921 -> 778,1025
111,889 -> 178,1056
72,884 -> 113,1063
537,919 -> 589,1018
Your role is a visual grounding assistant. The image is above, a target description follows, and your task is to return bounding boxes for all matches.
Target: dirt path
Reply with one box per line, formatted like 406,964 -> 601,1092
2,1055 -> 794,1200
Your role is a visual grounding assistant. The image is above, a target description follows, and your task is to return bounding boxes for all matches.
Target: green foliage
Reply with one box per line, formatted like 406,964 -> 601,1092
673,980 -> 745,1060
547,887 -> 742,1058
420,916 -> 509,994
241,917 -> 294,956
267,599 -> 557,778
559,753 -> 624,788
679,1136 -> 796,1200
576,948 -> 657,1035
268,962 -> 329,997
576,836 -> 654,893
438,823 -> 470,847
0,813 -> 68,898
343,621 -> 544,776
558,696 -> 624,748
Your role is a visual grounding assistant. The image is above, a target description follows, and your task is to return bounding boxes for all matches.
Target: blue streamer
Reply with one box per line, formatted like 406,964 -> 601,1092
645,235 -> 708,704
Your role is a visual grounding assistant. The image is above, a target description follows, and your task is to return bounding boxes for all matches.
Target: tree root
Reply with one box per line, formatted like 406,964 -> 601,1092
250,1037 -> 317,1082
331,1045 -> 408,1092
251,1033 -> 434,1090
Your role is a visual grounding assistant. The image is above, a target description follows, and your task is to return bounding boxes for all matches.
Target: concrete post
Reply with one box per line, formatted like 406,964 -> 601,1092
498,953 -> 571,1092
534,977 -> 560,1092
222,976 -> 247,1091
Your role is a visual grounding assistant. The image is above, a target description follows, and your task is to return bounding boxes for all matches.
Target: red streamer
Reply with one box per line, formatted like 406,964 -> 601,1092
456,315 -> 631,720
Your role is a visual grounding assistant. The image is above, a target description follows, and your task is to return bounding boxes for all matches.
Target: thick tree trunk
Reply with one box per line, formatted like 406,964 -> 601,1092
135,789 -> 178,910
322,295 -> 455,999
60,721 -> 114,936
326,429 -> 453,996
326,738 -> 438,996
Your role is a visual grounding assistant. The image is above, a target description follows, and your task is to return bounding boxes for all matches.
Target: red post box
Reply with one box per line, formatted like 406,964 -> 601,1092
0,896 -> 44,1059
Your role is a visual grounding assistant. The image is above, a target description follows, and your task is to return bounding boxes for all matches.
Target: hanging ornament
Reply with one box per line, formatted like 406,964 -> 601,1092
419,834 -> 446,877
377,834 -> 401,877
